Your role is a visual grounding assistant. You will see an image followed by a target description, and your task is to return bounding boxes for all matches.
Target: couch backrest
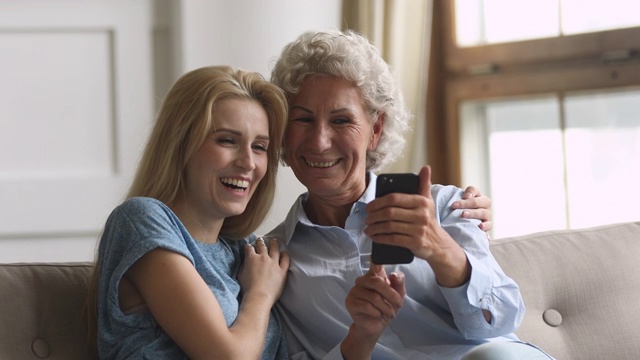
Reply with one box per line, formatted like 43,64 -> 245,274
0,262 -> 97,360
2,222 -> 639,359
491,221 -> 640,360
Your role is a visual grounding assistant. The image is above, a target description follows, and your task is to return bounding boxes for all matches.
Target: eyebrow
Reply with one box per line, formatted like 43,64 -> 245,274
213,128 -> 269,141
290,105 -> 353,115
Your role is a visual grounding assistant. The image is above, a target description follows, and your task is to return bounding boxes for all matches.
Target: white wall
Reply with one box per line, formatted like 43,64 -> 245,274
0,0 -> 341,262
171,0 -> 342,235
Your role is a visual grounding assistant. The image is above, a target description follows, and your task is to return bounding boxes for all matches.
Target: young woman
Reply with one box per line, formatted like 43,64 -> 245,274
86,66 -> 289,359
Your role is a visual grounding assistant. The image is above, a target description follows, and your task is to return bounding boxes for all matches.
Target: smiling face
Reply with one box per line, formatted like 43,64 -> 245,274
176,97 -> 270,232
284,76 -> 383,202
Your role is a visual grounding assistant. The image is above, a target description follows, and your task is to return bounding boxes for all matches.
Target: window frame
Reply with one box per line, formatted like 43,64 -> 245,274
427,0 -> 640,186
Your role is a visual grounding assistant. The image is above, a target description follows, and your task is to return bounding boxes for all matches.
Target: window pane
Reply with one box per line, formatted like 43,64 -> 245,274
456,0 -> 560,46
455,0 -> 485,47
460,90 -> 640,239
455,0 -> 640,47
483,0 -> 559,44
460,97 -> 567,239
562,0 -> 640,35
564,89 -> 640,229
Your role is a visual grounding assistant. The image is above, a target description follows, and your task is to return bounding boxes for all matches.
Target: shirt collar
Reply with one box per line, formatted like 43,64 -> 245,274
361,171 -> 378,204
280,171 -> 378,245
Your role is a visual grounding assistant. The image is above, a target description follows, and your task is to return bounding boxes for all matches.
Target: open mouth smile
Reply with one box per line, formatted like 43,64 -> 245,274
304,158 -> 338,168
220,177 -> 249,192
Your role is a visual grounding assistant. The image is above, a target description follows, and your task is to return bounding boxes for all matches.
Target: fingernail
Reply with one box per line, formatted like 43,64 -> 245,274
452,202 -> 460,209
391,272 -> 404,280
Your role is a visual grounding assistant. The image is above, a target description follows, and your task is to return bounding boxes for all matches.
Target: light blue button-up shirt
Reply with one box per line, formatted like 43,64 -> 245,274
267,172 -> 524,360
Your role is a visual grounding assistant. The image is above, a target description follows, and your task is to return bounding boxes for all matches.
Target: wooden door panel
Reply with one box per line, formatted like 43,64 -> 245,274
0,0 -> 153,262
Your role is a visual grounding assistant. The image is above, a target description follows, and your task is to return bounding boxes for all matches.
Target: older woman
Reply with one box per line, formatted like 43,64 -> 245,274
267,30 -> 552,360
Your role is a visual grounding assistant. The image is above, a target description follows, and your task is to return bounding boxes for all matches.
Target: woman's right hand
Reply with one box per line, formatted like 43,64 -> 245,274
341,264 -> 405,359
238,238 -> 289,305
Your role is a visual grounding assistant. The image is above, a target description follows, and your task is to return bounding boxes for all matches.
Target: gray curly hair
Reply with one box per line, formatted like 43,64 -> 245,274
270,29 -> 411,171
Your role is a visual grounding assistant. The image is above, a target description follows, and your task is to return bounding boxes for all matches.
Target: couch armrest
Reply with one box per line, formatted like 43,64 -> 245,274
491,222 -> 640,360
0,262 -> 98,360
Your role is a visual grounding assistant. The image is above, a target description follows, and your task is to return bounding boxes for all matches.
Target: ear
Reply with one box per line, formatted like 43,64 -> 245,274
368,112 -> 385,151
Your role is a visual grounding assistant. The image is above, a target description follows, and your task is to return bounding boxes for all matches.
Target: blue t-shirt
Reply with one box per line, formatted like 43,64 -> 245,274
96,197 -> 287,359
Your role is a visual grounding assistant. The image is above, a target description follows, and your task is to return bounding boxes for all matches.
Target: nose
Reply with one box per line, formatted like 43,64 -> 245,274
234,146 -> 256,171
307,121 -> 332,152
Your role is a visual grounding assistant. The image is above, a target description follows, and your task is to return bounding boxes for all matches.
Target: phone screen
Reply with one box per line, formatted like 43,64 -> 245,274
371,173 -> 418,264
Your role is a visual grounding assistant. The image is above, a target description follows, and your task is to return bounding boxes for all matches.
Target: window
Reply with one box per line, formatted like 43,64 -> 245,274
455,0 -> 640,46
460,89 -> 640,238
427,0 -> 640,238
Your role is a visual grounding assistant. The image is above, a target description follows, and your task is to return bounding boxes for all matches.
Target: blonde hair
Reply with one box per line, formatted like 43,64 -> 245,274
128,66 -> 286,238
85,66 -> 287,353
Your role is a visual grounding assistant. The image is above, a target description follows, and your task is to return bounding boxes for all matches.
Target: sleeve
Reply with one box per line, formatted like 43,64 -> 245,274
288,345 -> 343,360
319,346 -> 344,360
433,185 -> 525,339
98,198 -> 195,325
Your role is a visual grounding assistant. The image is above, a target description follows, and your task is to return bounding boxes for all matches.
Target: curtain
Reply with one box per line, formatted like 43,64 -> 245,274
342,0 -> 433,173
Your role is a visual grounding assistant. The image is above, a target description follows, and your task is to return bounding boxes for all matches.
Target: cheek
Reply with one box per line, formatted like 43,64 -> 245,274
342,129 -> 370,151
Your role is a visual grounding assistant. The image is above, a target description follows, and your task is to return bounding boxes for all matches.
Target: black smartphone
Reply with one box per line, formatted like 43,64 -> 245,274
371,173 -> 419,264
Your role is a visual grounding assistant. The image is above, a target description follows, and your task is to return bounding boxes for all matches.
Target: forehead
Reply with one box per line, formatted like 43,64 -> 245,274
292,76 -> 366,109
212,97 -> 269,130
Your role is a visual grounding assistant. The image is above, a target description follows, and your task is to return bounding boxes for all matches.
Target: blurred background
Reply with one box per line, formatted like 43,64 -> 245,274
1,0 -> 638,262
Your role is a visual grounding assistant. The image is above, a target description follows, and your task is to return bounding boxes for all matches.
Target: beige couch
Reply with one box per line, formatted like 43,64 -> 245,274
1,221 -> 639,359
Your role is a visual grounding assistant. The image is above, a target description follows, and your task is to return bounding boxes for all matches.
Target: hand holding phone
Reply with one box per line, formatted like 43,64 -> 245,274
371,173 -> 418,265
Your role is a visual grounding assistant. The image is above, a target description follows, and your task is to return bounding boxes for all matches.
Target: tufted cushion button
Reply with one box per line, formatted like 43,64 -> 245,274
543,309 -> 563,327
31,338 -> 51,358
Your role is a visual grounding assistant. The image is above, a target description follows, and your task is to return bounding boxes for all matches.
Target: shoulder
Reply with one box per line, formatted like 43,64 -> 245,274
99,198 -> 192,265
430,184 -> 464,205
264,221 -> 291,248
116,197 -> 170,217
430,184 -> 483,229
103,197 -> 183,240
107,197 -> 176,227
429,184 -> 468,222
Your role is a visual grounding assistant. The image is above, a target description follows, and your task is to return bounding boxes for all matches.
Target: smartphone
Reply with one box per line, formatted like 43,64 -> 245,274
371,173 -> 419,264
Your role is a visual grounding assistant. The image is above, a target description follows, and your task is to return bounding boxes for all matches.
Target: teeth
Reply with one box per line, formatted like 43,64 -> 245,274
306,160 -> 336,168
220,177 -> 249,189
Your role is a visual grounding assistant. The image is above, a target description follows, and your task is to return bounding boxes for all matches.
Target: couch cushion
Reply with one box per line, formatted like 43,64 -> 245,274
0,262 -> 97,360
491,221 -> 640,360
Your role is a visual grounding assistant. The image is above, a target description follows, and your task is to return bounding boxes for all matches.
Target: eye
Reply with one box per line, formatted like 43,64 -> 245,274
216,137 -> 236,146
292,116 -> 313,124
332,117 -> 350,125
252,142 -> 268,152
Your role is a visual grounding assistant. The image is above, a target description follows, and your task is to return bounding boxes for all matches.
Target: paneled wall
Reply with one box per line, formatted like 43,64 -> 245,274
0,0 -> 341,262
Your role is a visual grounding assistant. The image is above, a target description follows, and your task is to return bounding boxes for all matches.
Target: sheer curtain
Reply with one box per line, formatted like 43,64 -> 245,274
342,0 -> 433,173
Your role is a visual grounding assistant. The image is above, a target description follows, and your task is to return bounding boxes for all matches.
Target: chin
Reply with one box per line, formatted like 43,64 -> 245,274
225,204 -> 249,217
